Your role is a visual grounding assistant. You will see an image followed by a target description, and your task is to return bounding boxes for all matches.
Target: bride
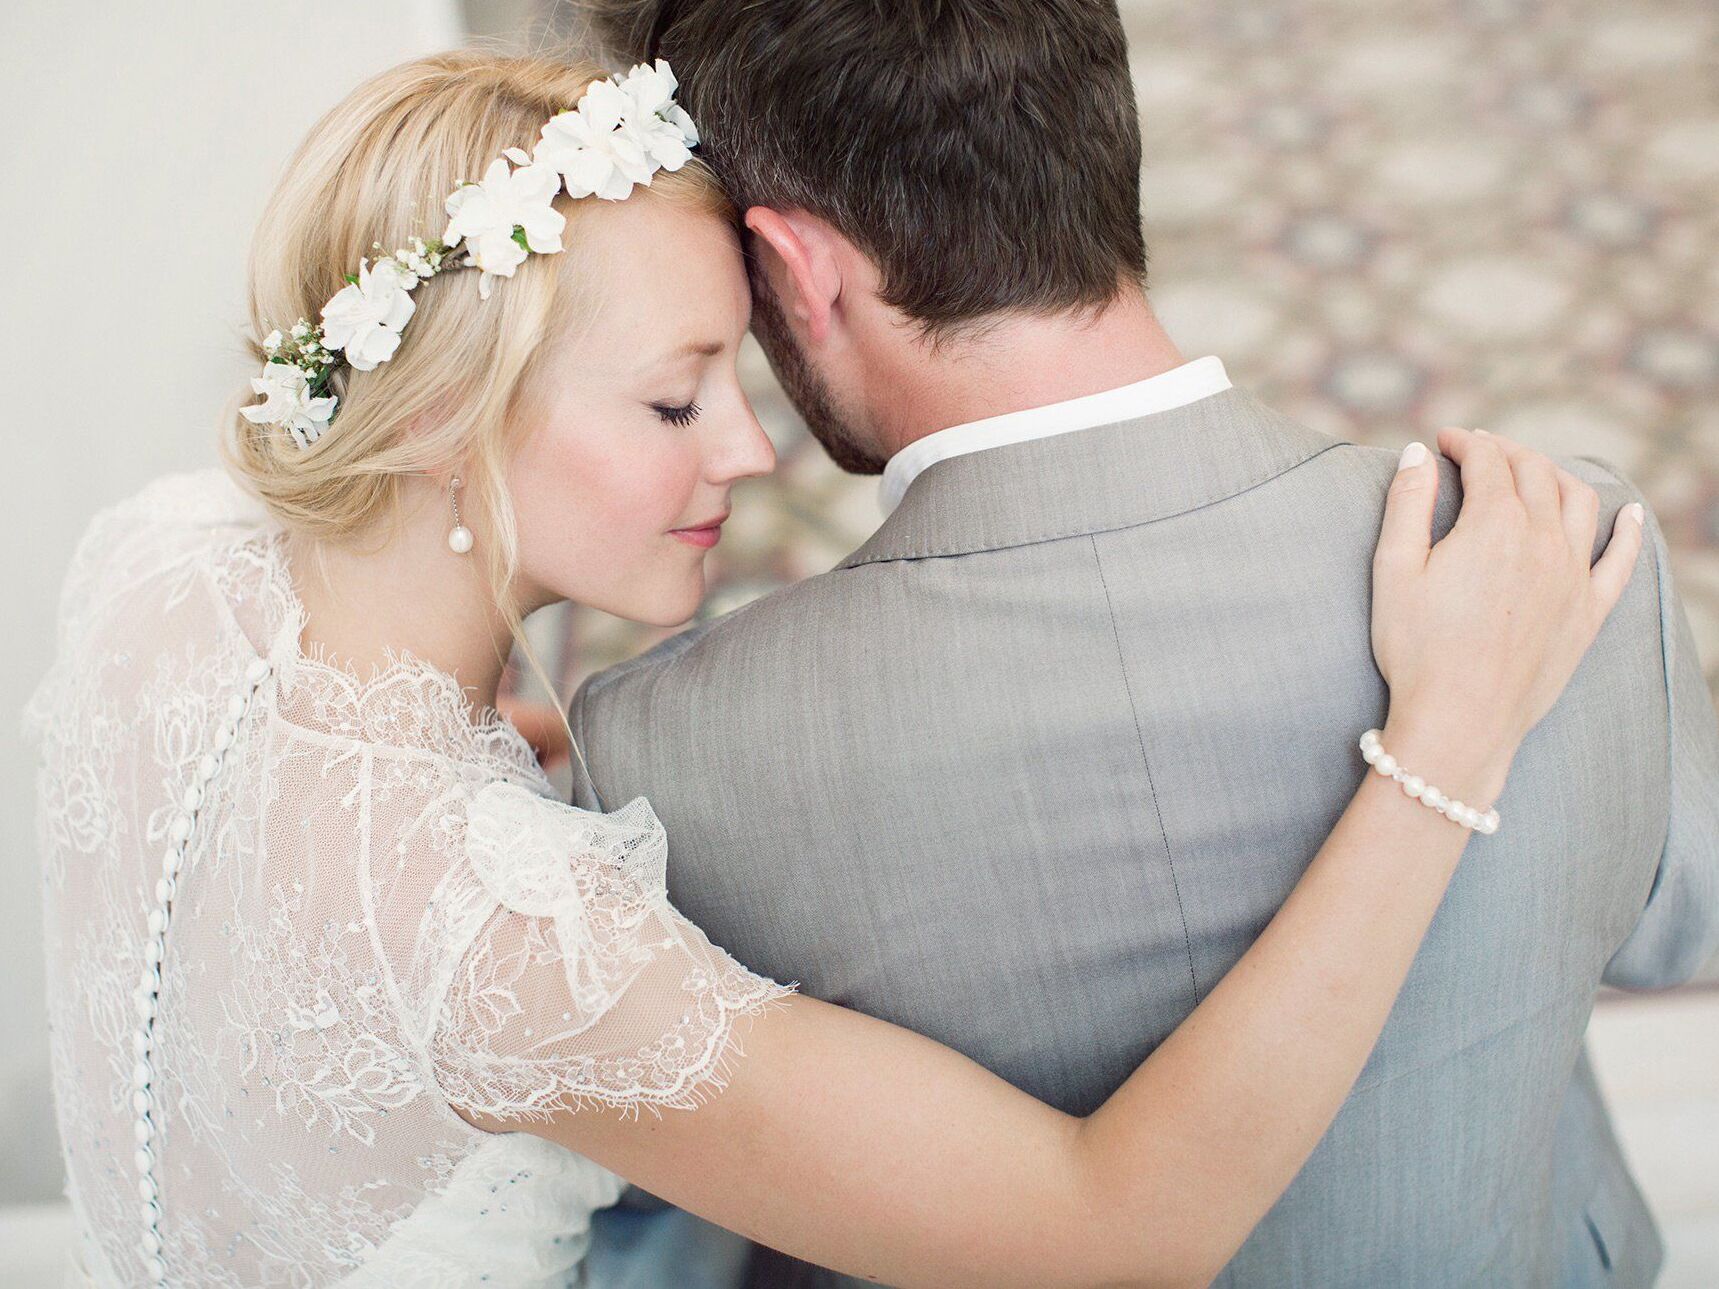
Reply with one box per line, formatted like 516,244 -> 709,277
25,50 -> 1644,1289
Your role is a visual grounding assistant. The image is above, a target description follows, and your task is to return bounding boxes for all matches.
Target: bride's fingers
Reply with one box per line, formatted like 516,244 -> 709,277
1555,466 -> 1602,561
1588,501 -> 1647,620
1376,441 -> 1439,575
1435,427 -> 1520,533
1493,434 -> 1563,527
1452,427 -> 1563,526
1453,430 -> 1602,559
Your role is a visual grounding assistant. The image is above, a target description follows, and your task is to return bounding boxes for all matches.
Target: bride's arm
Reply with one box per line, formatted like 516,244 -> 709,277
471,429 -> 1644,1289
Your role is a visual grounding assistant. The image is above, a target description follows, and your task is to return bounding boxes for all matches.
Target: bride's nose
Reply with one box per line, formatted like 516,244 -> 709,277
709,404 -> 777,483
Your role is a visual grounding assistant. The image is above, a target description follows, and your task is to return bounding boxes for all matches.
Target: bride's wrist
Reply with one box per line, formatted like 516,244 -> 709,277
1377,710 -> 1516,810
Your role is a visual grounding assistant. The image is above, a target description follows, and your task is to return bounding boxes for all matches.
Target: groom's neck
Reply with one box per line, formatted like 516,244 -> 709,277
870,287 -> 1185,459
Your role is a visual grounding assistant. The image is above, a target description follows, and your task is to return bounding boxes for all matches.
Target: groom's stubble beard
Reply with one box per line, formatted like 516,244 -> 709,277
746,264 -> 888,477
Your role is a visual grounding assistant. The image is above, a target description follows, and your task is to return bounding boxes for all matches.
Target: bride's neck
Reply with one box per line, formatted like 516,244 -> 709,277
285,491 -> 520,718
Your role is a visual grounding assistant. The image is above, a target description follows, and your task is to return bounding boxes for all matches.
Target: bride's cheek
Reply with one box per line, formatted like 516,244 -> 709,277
643,441 -> 707,538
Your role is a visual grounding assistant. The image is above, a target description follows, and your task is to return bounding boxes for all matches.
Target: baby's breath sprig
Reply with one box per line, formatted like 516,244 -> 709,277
261,321 -> 335,393
388,234 -> 455,282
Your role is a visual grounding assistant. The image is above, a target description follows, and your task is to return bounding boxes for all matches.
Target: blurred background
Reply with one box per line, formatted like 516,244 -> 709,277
3,0 -> 1715,1282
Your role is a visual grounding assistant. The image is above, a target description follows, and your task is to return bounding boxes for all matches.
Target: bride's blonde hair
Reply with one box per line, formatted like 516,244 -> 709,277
222,48 -> 731,738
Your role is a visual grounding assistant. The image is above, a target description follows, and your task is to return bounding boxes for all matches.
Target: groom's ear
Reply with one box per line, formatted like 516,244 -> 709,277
742,206 -> 844,344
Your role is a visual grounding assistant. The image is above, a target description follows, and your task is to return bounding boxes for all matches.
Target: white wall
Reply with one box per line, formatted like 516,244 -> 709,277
0,0 -> 466,1205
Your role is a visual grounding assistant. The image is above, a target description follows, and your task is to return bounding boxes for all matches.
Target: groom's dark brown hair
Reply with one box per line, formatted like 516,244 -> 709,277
588,0 -> 1148,337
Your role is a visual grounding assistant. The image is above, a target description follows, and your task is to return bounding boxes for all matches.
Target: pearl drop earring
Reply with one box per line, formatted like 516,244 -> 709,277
447,477 -> 474,554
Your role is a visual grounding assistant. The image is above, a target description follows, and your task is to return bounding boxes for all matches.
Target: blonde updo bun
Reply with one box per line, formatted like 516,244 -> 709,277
222,47 -> 730,608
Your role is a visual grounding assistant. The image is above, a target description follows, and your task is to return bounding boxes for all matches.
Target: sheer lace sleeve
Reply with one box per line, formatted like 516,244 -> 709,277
429,782 -> 795,1123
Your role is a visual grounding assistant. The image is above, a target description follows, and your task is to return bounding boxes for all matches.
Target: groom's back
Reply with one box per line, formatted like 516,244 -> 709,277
572,389 -> 1713,1287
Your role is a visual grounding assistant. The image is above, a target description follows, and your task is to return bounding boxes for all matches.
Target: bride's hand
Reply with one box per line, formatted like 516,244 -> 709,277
1370,427 -> 1644,808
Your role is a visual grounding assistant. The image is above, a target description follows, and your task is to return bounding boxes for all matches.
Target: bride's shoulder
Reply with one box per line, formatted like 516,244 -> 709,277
461,780 -> 668,905
416,771 -> 793,1126
387,779 -> 669,1005
113,467 -> 267,529
76,466 -> 265,542
28,468 -> 272,729
47,466 -> 257,634
59,467 -> 269,600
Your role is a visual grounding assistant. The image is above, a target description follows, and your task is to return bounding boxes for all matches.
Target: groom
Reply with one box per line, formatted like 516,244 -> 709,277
571,2 -> 1719,1285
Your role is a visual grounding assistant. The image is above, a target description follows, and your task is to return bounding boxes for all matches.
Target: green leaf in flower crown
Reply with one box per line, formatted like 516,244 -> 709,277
511,226 -> 531,252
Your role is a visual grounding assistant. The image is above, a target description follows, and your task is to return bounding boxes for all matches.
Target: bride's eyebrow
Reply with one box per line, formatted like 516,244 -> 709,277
637,338 -> 725,375
631,336 -> 727,380
668,338 -> 724,359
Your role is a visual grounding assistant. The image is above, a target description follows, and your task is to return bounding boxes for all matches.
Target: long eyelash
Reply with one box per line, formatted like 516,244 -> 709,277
652,401 -> 701,427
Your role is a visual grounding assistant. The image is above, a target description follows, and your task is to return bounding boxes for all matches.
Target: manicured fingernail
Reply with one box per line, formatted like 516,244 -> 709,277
1473,428 -> 1490,436
1397,441 -> 1429,471
1626,502 -> 1644,524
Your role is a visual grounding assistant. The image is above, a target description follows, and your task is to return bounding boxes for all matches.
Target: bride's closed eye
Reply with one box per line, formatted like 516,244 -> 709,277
651,400 -> 702,427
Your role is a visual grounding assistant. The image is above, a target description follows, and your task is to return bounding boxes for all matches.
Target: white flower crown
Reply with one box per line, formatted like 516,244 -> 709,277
241,60 -> 700,450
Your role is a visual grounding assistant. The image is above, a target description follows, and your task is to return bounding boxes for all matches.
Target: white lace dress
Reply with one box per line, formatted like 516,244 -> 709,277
23,469 -> 794,1288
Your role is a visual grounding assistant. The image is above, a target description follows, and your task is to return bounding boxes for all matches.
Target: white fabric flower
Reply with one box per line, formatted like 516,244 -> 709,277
442,156 -> 565,300
535,79 -> 657,202
239,362 -> 337,450
536,63 -> 699,202
319,258 -> 417,371
624,58 -> 700,153
623,59 -> 677,116
615,107 -> 696,179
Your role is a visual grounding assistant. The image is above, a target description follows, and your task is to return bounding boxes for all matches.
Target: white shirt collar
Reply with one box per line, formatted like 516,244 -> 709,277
877,355 -> 1232,515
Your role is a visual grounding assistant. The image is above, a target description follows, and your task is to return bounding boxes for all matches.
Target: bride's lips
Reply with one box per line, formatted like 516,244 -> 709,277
669,512 -> 728,548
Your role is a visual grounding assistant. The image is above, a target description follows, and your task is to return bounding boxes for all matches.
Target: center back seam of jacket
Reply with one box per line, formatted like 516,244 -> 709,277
1089,532 -> 1201,1002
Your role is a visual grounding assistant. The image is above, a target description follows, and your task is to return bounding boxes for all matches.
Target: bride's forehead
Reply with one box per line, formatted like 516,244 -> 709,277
581,192 -> 740,275
575,201 -> 748,329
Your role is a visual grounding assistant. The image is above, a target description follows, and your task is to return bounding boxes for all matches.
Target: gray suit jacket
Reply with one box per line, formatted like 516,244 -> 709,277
570,386 -> 1719,1287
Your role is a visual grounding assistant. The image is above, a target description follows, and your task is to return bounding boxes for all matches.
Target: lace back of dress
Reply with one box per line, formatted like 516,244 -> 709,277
30,471 -> 793,1287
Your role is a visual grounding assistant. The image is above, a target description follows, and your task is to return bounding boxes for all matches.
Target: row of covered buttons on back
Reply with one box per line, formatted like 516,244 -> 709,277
131,655 -> 273,1285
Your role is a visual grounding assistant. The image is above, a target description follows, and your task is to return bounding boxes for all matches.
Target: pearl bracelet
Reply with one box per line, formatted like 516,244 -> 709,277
1359,729 -> 1500,835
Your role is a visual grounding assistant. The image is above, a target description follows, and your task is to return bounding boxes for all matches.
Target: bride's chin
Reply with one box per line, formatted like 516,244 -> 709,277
621,577 -> 707,630
630,605 -> 701,630
544,559 -> 707,628
657,587 -> 707,630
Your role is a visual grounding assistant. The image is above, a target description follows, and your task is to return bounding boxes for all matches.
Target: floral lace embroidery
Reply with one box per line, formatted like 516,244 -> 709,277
28,469 -> 796,1287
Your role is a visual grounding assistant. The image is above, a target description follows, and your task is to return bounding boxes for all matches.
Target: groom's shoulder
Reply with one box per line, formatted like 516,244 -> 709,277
572,565 -> 862,712
572,430 -> 1658,716
1307,431 -> 1645,540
